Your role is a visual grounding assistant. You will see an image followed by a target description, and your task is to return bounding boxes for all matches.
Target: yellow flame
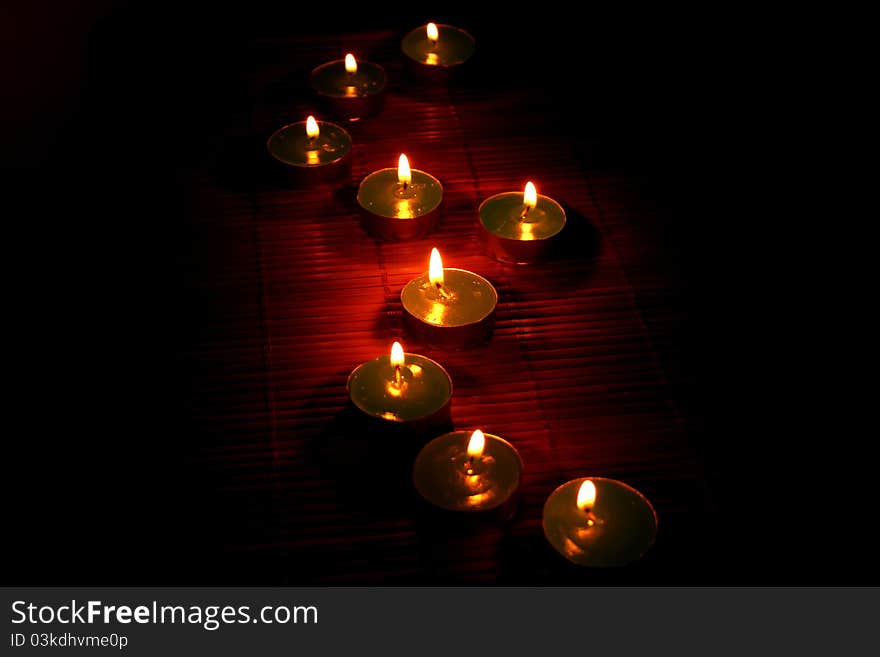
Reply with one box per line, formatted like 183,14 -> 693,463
524,181 -> 537,210
427,22 -> 439,43
345,53 -> 357,74
390,341 -> 405,367
428,247 -> 444,287
577,480 -> 597,512
398,154 -> 412,185
306,116 -> 319,139
467,430 -> 485,458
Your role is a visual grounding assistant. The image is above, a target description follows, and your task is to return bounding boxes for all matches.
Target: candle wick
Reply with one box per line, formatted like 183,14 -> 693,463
435,281 -> 451,300
402,181 -> 408,191
520,206 -> 530,220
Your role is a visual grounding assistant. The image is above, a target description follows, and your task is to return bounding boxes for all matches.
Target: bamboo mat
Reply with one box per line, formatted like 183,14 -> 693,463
174,30 -> 712,584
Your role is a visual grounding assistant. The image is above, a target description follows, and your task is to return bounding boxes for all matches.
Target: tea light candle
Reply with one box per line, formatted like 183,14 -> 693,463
266,115 -> 352,187
357,154 -> 443,240
542,477 -> 658,568
401,22 -> 475,80
347,341 -> 452,432
401,248 -> 497,348
310,53 -> 387,121
479,181 -> 567,264
413,429 -> 522,515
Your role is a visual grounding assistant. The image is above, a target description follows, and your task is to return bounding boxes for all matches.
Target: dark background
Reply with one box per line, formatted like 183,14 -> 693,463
2,2 -> 852,584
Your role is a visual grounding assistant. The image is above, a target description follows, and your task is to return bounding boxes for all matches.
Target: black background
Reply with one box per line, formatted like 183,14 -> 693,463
2,1 -> 851,584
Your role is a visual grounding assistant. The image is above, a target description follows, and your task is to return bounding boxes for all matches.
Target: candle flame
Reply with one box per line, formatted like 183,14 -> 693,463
390,341 -> 405,367
427,22 -> 439,43
524,181 -> 537,210
577,480 -> 597,512
306,116 -> 319,139
467,430 -> 485,458
398,154 -> 412,185
345,53 -> 357,74
428,247 -> 444,287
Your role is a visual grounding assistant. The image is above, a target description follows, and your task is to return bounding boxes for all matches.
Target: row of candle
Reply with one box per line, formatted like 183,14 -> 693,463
350,340 -> 658,567
347,248 -> 658,567
268,121 -> 567,264
307,23 -> 477,122
270,23 -> 658,568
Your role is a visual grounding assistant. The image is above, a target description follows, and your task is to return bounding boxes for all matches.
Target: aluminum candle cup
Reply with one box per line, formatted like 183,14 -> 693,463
401,248 -> 497,349
347,343 -> 452,436
479,183 -> 567,264
266,116 -> 352,187
542,477 -> 658,568
309,55 -> 387,121
401,22 -> 475,83
413,430 -> 522,520
357,154 -> 443,240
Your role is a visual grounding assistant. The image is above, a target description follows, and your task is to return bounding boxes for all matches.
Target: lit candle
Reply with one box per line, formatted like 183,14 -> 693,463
542,477 -> 658,567
401,248 -> 497,348
401,22 -> 475,81
357,154 -> 443,240
266,115 -> 352,186
413,429 -> 522,516
310,52 -> 387,121
347,341 -> 452,433
479,181 -> 567,264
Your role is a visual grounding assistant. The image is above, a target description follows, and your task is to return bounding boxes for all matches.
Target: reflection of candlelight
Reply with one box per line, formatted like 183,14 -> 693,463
395,199 -> 414,219
426,52 -> 439,66
424,301 -> 446,325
